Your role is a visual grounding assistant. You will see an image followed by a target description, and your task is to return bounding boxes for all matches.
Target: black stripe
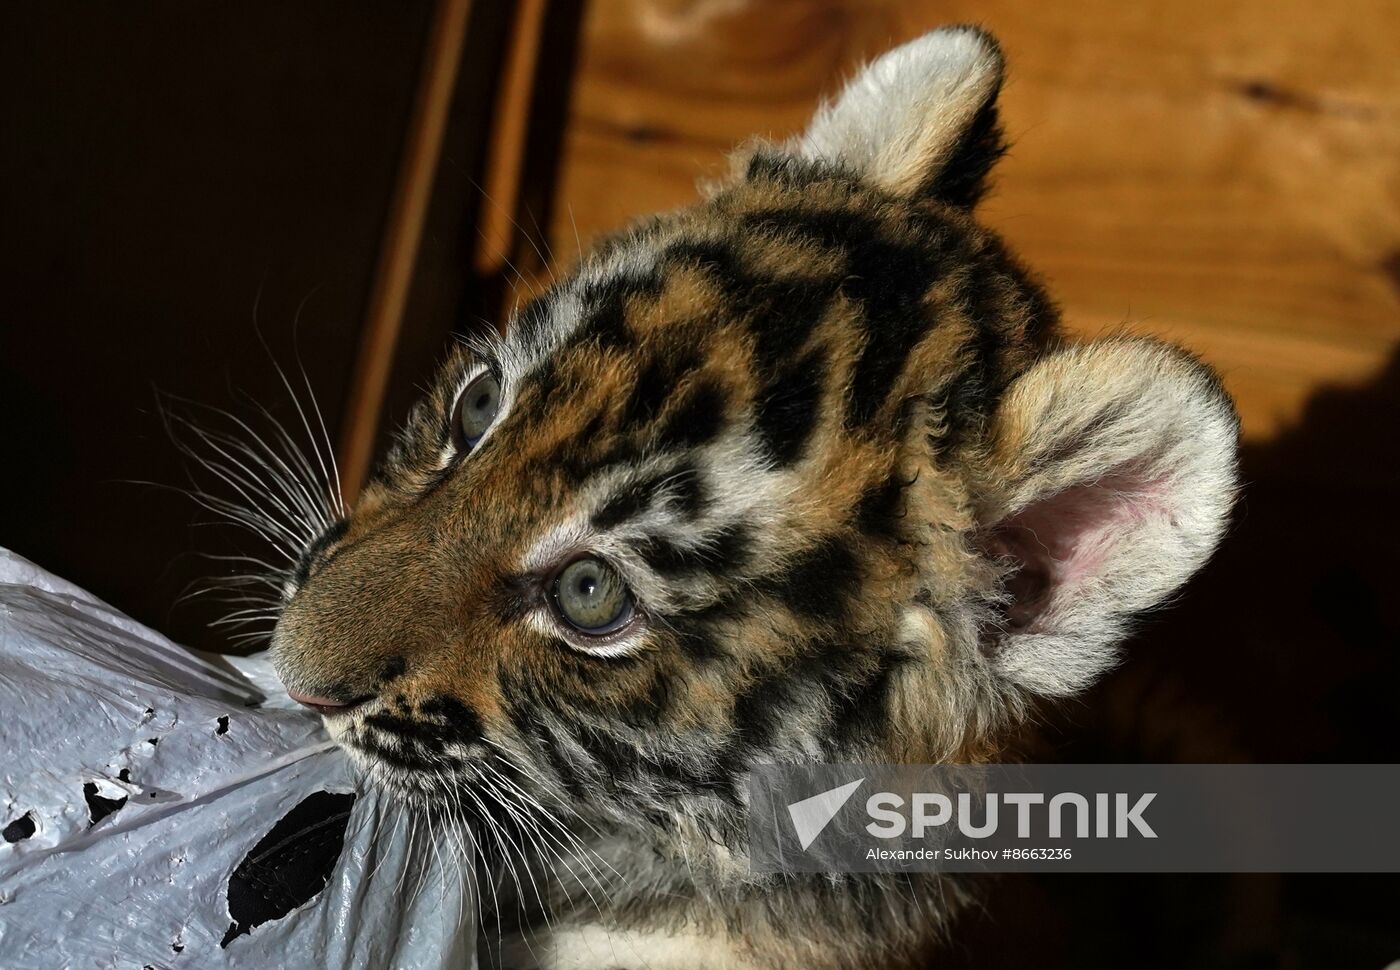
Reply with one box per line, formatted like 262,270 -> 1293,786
662,238 -> 744,288
753,345 -> 826,466
495,664 -> 547,734
822,647 -> 917,755
651,747 -> 743,803
489,572 -> 537,625
419,695 -> 486,746
742,207 -> 871,252
729,660 -> 814,752
666,460 -> 709,519
353,734 -> 439,772
592,474 -> 659,530
743,149 -> 862,191
924,272 -> 998,456
515,355 -> 562,419
654,378 -> 727,451
535,727 -> 593,800
855,471 -> 910,540
570,723 -> 641,782
292,517 -> 350,589
573,269 -> 664,351
842,234 -> 943,427
496,666 -> 596,798
591,461 -> 709,531
725,639 -> 860,754
668,612 -> 733,664
636,523 -> 751,578
928,101 -> 1006,208
621,349 -> 701,434
556,427 -> 636,489
377,657 -> 407,684
552,651 -> 671,725
362,713 -> 450,752
742,207 -> 954,427
664,589 -> 750,664
746,275 -> 841,376
663,235 -> 839,377
759,537 -> 859,624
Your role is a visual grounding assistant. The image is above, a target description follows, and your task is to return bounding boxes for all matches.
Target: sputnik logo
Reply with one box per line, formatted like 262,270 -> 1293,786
786,778 -> 864,850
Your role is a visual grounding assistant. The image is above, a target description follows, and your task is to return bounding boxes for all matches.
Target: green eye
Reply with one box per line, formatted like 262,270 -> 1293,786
455,372 -> 501,448
553,557 -> 634,635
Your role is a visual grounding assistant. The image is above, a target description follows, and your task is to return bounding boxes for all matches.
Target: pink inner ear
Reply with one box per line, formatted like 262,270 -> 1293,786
984,467 -> 1172,632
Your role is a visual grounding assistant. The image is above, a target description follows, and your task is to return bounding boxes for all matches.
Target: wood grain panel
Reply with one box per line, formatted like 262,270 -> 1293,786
341,0 -> 475,501
538,0 -> 1400,440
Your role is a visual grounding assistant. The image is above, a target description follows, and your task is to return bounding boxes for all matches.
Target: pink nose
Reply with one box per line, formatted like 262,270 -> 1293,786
287,689 -> 369,715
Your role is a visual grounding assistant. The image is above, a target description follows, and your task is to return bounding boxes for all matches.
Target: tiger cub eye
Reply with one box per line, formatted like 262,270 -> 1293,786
455,372 -> 501,448
553,557 -> 633,634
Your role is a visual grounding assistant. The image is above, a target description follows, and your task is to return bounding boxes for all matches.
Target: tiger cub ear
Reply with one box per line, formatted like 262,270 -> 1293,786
973,339 -> 1240,698
790,26 -> 1007,206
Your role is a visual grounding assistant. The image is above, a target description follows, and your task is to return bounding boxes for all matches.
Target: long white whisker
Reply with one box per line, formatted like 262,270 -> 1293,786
478,759 -> 618,915
457,775 -> 534,922
166,411 -> 325,538
256,318 -> 339,521
477,760 -> 614,923
288,307 -> 347,517
236,393 -> 339,526
183,394 -> 335,532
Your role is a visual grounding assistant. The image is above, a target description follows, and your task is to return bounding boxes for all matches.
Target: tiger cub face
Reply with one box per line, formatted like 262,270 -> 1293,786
272,28 -> 1237,851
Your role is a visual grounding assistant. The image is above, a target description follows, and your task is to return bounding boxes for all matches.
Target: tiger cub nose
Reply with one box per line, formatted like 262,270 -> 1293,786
287,688 -> 374,716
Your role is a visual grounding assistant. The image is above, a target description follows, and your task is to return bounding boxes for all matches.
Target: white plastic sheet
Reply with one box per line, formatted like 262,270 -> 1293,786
0,549 -> 475,968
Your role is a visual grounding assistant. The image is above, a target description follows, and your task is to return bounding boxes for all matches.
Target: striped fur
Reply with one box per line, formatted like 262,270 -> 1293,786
270,26 -> 1238,970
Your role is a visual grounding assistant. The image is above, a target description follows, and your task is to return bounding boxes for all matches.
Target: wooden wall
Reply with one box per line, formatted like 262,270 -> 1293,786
540,0 -> 1400,442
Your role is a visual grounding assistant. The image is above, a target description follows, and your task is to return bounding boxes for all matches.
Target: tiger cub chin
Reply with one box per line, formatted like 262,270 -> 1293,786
270,25 -> 1237,970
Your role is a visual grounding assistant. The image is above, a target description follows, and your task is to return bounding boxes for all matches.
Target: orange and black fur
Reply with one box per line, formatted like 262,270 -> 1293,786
271,27 -> 1238,970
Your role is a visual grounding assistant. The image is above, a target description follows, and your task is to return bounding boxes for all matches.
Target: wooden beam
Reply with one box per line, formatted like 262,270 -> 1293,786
338,0 -> 473,501
475,0 -> 551,283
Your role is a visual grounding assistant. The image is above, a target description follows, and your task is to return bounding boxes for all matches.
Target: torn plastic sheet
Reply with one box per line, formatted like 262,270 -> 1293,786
0,549 -> 475,968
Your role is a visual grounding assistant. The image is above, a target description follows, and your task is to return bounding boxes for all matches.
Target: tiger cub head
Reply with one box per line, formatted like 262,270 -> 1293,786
272,27 -> 1237,848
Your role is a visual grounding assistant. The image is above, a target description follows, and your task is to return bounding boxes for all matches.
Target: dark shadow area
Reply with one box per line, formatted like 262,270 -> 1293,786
945,345 -> 1400,969
0,1 -> 587,655
0,3 -> 435,650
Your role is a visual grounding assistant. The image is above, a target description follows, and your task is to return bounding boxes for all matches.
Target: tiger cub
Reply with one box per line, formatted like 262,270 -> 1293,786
271,25 -> 1238,970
